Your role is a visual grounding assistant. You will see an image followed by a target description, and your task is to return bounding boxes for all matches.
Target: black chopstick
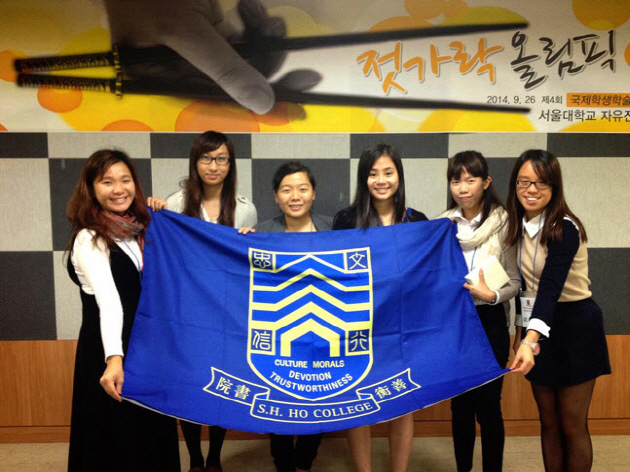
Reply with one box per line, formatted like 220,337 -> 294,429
16,73 -> 530,113
255,21 -> 528,52
14,22 -> 527,73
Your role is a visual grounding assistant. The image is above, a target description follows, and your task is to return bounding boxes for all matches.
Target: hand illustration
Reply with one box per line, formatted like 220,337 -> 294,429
104,0 -> 288,114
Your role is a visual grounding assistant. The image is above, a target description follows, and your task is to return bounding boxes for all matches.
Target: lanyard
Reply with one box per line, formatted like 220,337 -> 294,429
122,239 -> 143,282
518,216 -> 542,292
468,247 -> 477,272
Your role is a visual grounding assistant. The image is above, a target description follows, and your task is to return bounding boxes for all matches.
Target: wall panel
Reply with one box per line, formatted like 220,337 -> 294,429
1,131 -> 628,442
1,336 -> 627,442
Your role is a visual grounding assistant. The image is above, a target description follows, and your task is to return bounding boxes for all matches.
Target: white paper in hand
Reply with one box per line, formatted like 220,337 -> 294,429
465,255 -> 509,290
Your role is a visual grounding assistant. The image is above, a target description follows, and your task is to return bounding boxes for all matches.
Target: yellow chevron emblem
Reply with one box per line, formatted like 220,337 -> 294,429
248,248 -> 373,401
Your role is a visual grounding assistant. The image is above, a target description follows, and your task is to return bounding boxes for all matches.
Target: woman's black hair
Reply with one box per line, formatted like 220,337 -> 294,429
506,149 -> 586,246
352,143 -> 406,228
182,131 -> 237,227
447,150 -> 504,225
272,161 -> 316,192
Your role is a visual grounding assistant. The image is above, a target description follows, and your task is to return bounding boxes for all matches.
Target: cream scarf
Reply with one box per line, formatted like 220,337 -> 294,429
440,205 -> 507,269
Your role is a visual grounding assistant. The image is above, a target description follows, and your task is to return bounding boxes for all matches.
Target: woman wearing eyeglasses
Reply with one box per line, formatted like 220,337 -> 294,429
507,150 -> 610,472
150,130 -> 257,472
164,131 -> 257,228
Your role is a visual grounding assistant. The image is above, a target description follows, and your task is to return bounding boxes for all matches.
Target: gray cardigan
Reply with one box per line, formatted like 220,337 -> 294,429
166,189 -> 257,228
254,214 -> 333,233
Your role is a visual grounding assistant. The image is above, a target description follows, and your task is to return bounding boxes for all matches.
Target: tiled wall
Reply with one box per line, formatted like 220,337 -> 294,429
1,132 -> 628,341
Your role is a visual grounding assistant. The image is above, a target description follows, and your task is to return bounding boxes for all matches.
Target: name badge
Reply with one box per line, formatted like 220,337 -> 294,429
520,290 -> 536,328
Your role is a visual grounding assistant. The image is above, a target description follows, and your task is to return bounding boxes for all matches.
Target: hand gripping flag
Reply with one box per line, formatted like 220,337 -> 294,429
123,210 -> 509,434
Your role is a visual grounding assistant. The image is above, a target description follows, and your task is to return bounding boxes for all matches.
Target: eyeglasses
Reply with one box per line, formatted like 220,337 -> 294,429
516,180 -> 552,190
199,156 -> 229,166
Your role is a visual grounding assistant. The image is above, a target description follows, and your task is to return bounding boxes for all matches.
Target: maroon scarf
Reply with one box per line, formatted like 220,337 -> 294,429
102,211 -> 145,240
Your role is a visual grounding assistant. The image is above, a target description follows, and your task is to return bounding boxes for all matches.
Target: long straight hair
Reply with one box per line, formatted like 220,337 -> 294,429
447,150 -> 504,225
182,131 -> 237,227
505,149 -> 586,246
352,143 -> 407,228
66,149 -> 149,250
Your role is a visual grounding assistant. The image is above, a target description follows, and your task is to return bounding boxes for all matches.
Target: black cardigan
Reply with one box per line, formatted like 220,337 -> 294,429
332,206 -> 428,230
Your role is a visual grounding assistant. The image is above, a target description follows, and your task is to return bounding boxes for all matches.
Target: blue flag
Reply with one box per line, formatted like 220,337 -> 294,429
123,210 -> 508,434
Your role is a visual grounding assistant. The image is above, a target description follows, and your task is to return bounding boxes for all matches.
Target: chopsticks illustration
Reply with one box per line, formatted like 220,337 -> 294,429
14,21 -> 530,113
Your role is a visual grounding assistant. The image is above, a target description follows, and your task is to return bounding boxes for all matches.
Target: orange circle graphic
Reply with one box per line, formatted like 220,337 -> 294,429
572,0 -> 630,29
0,50 -> 23,82
37,87 -> 83,113
176,101 -> 260,132
102,120 -> 154,131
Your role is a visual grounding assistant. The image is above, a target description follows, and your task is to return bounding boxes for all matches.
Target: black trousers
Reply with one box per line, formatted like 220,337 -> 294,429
180,420 -> 226,469
451,304 -> 510,472
269,433 -> 323,472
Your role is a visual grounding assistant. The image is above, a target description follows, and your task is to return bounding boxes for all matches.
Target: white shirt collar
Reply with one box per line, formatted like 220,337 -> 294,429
200,205 -> 218,224
523,211 -> 545,238
453,207 -> 482,228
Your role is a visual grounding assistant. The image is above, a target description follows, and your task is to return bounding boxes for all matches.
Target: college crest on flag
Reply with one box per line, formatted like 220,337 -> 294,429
247,248 -> 373,402
122,210 -> 508,434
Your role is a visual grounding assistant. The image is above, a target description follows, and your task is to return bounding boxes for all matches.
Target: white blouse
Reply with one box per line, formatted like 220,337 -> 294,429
71,229 -> 142,361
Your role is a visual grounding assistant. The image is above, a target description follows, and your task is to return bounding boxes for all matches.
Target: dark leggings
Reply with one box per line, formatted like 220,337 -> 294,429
180,420 -> 227,469
532,380 -> 596,472
269,433 -> 323,472
451,304 -> 509,472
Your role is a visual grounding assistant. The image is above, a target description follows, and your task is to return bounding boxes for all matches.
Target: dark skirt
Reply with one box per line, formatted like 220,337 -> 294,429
68,322 -> 181,472
526,298 -> 611,387
67,249 -> 180,472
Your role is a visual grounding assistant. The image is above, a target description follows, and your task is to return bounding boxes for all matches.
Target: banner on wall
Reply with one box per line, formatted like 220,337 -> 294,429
0,0 -> 628,133
122,210 -> 508,434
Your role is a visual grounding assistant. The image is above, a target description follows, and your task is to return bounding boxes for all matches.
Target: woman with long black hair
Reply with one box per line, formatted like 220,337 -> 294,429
165,130 -> 257,228
333,143 -> 427,472
151,130 -> 257,472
